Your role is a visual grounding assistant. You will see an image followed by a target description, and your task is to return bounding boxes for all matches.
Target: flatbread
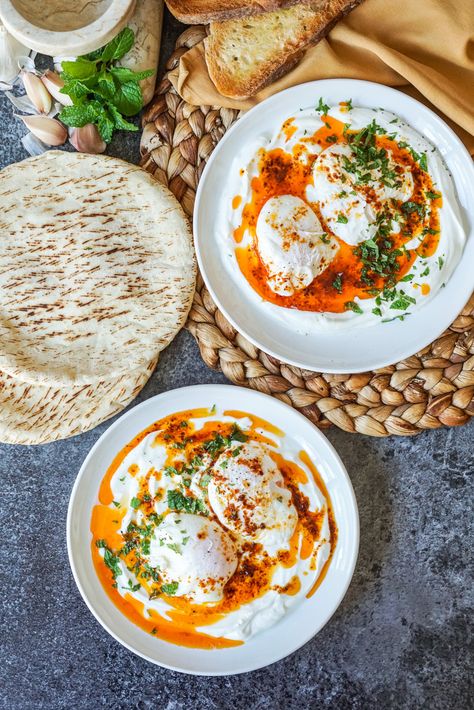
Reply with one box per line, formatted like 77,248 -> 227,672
0,357 -> 158,445
0,151 -> 195,386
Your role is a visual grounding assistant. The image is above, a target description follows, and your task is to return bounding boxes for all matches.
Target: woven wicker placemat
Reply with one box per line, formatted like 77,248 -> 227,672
140,26 -> 474,437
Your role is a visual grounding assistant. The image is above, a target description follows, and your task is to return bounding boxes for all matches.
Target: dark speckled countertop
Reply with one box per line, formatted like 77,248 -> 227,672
0,9 -> 472,709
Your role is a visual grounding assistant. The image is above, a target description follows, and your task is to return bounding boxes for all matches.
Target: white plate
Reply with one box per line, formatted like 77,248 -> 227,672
67,384 -> 359,675
194,79 -> 474,373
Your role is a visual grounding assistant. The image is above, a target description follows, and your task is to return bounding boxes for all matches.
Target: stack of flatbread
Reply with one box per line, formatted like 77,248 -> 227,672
0,151 -> 196,444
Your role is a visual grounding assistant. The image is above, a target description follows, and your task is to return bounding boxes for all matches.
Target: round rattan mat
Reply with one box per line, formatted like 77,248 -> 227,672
140,26 -> 474,437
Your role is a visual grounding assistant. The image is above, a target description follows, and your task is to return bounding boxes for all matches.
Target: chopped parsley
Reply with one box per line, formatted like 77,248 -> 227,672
419,153 -> 428,171
204,424 -> 248,455
200,473 -> 212,488
401,201 -> 425,218
389,291 -> 416,310
161,581 -> 179,596
167,489 -> 208,515
316,97 -> 330,114
130,496 -> 141,509
337,214 -> 348,224
122,579 -> 141,593
103,547 -> 122,579
345,301 -> 363,314
332,273 -> 343,293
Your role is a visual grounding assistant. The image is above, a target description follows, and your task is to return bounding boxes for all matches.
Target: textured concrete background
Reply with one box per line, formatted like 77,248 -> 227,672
0,9 -> 472,709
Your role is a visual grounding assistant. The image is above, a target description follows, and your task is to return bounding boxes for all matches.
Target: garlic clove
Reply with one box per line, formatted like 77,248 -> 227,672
19,115 -> 67,146
41,69 -> 73,107
69,124 -> 106,154
21,71 -> 52,114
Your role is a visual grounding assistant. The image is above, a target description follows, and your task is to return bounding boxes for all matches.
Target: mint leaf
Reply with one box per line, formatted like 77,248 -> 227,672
80,47 -> 103,62
60,80 -> 90,100
110,66 -> 154,83
61,59 -> 97,80
110,80 -> 143,116
101,27 -> 135,62
107,104 -> 138,132
97,69 -> 116,99
97,111 -> 114,143
59,104 -> 98,127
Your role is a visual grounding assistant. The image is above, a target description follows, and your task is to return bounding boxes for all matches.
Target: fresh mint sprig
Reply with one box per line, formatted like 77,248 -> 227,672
58,27 -> 154,144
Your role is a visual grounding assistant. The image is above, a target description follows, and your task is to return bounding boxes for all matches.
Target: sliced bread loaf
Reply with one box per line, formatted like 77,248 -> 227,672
205,0 -> 364,99
165,0 -> 302,24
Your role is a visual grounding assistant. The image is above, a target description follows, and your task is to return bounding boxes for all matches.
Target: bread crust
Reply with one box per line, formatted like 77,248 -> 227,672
205,0 -> 365,99
165,0 -> 303,24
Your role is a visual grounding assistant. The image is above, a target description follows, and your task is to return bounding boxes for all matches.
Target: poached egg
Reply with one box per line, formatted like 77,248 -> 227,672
147,512 -> 238,603
208,442 -> 298,552
256,195 -> 339,296
307,143 -> 413,246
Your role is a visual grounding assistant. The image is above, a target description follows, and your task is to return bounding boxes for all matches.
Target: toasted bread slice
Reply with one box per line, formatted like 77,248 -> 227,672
205,0 -> 364,99
165,0 -> 303,24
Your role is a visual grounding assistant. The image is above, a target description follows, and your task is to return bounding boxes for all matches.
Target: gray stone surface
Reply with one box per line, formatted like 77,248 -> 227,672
0,9 -> 472,709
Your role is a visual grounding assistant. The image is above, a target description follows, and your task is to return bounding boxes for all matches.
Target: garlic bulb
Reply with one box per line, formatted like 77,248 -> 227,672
19,115 -> 67,146
41,70 -> 73,106
69,124 -> 106,154
21,71 -> 52,113
0,22 -> 30,85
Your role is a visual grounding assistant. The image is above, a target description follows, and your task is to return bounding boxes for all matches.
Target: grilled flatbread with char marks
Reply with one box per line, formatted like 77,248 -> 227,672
0,152 -> 196,387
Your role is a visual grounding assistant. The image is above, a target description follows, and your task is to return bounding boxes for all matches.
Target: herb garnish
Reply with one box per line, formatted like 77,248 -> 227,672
345,301 -> 363,314
316,97 -> 330,115
167,490 -> 208,515
332,274 -> 343,293
161,582 -> 179,596
58,28 -> 154,143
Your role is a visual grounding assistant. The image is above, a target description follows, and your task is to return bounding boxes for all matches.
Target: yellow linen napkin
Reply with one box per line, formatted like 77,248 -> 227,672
169,0 -> 474,153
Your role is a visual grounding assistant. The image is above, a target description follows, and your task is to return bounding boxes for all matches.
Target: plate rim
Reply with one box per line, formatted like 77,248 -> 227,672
193,78 -> 474,373
67,383 -> 359,675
